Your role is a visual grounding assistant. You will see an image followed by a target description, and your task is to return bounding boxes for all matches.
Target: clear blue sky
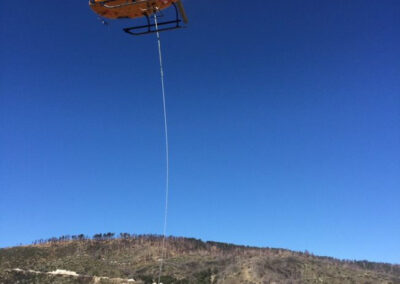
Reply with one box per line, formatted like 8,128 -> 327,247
1,1 -> 399,264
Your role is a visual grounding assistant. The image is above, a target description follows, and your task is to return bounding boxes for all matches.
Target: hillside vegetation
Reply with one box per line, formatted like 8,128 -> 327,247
1,234 -> 399,283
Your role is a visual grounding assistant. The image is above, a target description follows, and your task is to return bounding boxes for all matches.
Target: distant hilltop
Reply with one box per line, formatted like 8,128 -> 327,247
1,234 -> 399,283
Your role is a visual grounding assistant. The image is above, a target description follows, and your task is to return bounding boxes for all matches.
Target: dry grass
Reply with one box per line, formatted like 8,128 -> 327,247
1,236 -> 399,284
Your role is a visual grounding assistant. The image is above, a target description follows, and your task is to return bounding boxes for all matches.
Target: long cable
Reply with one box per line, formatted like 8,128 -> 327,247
154,12 -> 169,284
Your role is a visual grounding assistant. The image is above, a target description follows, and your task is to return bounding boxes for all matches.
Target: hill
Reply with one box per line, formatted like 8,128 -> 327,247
1,234 -> 399,283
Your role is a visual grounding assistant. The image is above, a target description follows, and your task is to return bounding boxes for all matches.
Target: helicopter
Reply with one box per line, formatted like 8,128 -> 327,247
89,0 -> 188,35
